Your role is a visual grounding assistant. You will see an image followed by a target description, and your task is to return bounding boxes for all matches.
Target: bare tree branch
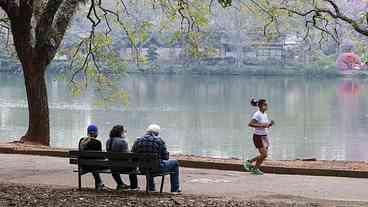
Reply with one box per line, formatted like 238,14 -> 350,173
279,1 -> 368,37
279,8 -> 338,43
35,0 -> 66,63
0,0 -> 19,18
86,0 -> 101,27
35,0 -> 64,42
68,0 -> 222,83
69,32 -> 96,88
177,0 -> 191,32
49,0 -> 87,65
68,39 -> 85,74
209,0 -> 214,13
323,0 -> 368,36
96,0 -> 119,35
246,0 -> 281,37
118,0 -> 129,15
0,16 -> 9,30
0,0 -> 8,12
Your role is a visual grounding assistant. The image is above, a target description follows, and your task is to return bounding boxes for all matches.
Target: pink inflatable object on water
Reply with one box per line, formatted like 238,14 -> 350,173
336,52 -> 362,71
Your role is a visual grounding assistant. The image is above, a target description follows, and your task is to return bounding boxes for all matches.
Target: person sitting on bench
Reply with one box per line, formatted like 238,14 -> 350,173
131,124 -> 181,193
106,125 -> 138,191
78,124 -> 104,192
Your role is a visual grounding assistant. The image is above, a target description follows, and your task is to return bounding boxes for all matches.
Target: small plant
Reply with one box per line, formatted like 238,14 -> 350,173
146,46 -> 159,64
361,53 -> 368,64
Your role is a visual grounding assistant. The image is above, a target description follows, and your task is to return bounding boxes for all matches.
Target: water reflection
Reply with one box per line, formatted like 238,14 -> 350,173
0,73 -> 368,160
338,79 -> 362,97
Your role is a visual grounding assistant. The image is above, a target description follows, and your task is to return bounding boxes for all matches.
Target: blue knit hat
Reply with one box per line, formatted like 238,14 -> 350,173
87,124 -> 98,134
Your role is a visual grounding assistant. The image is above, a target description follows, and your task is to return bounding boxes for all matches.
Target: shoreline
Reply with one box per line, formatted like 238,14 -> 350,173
2,63 -> 368,78
1,143 -> 367,178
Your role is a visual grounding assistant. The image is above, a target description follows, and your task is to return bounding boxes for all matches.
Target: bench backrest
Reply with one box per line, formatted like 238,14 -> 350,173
69,150 -> 160,173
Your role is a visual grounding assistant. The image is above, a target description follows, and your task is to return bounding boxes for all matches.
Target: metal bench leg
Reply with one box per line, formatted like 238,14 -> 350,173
78,166 -> 82,190
160,175 -> 165,193
146,175 -> 150,193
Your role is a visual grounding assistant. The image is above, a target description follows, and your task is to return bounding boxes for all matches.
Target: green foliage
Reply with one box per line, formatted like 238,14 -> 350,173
146,46 -> 158,63
189,0 -> 210,27
183,32 -> 208,59
300,52 -> 339,77
362,53 -> 368,64
218,0 -> 232,8
127,63 -> 342,78
313,54 -> 336,67
164,31 -> 181,46
70,81 -> 85,97
64,32 -> 128,106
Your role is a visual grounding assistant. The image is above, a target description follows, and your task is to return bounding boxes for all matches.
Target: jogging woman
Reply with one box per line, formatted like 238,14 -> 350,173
244,98 -> 274,175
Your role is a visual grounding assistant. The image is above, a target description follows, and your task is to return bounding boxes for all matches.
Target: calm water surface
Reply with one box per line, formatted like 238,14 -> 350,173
1,73 -> 368,160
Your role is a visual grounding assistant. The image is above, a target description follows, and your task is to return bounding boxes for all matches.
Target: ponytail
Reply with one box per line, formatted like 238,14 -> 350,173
250,98 -> 267,108
250,98 -> 258,107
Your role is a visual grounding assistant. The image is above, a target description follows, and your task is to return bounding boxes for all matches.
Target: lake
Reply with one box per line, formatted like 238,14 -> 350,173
1,73 -> 368,161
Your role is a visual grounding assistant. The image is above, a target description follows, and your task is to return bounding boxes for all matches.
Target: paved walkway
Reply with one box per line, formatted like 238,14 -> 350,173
1,154 -> 368,204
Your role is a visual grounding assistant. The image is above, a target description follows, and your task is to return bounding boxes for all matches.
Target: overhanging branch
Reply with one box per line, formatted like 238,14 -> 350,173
0,0 -> 19,17
35,0 -> 64,41
280,1 -> 368,37
48,0 -> 87,64
35,0 -> 65,57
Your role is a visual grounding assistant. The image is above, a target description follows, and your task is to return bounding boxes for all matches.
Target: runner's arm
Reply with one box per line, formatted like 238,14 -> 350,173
248,119 -> 269,128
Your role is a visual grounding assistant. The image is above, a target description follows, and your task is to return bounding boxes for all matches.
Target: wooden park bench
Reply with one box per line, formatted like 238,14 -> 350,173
69,150 -> 172,193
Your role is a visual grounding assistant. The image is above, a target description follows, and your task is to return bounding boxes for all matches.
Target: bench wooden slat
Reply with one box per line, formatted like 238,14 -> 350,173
70,157 -> 158,168
79,159 -> 145,169
69,150 -> 159,161
74,169 -> 172,177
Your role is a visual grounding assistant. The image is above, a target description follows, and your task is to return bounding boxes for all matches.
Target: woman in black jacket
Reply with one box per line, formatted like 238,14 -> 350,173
106,125 -> 138,191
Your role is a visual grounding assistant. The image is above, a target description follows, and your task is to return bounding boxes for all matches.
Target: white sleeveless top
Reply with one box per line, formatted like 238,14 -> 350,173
251,110 -> 269,135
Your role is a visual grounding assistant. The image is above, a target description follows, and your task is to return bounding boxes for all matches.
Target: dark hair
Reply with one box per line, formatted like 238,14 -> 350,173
250,98 -> 267,108
109,125 -> 125,138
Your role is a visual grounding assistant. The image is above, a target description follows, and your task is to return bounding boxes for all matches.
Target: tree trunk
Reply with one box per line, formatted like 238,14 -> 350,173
20,63 -> 50,146
3,0 -> 83,146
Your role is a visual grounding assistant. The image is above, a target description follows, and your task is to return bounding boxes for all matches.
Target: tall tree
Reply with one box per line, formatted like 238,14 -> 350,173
0,0 -> 91,145
0,0 -> 228,146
